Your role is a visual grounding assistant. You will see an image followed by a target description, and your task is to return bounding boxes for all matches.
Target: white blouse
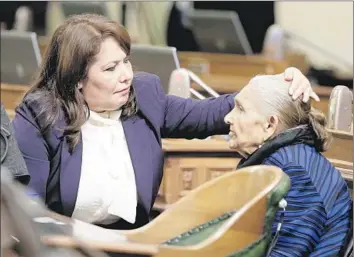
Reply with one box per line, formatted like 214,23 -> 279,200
71,110 -> 137,225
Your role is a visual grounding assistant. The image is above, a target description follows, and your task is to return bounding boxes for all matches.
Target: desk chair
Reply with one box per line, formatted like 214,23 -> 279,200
122,165 -> 290,257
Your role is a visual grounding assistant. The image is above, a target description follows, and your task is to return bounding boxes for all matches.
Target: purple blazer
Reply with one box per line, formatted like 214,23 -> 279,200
12,72 -> 235,228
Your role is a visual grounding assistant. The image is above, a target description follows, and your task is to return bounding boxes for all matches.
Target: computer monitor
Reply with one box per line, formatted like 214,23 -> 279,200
187,9 -> 253,55
130,44 -> 180,93
60,2 -> 108,17
1,30 -> 41,85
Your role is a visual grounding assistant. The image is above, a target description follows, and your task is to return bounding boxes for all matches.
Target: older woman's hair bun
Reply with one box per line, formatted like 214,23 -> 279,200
308,107 -> 331,151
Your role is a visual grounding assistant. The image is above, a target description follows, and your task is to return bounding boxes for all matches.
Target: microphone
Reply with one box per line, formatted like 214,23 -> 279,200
167,68 -> 220,100
327,85 -> 353,132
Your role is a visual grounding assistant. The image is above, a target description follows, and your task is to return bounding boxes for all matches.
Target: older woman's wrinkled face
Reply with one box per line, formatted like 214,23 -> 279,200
79,37 -> 133,112
224,83 -> 277,157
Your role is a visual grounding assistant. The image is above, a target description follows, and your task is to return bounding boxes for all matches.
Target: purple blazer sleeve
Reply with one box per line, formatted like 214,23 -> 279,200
11,105 -> 50,199
154,76 -> 236,138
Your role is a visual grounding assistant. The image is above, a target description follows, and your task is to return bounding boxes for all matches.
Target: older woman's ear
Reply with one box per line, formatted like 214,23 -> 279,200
264,115 -> 279,141
283,67 -> 320,103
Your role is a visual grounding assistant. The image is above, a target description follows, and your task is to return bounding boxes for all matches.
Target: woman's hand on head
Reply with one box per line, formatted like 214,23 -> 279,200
283,67 -> 320,103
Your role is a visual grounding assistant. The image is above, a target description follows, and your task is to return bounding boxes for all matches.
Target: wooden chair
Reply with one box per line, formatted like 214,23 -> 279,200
121,165 -> 290,257
325,85 -> 353,189
325,85 -> 353,257
327,85 -> 353,133
1,165 -> 289,257
322,85 -> 352,257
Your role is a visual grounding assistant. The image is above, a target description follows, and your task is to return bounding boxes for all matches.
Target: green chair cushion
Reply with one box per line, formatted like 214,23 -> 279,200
164,211 -> 236,246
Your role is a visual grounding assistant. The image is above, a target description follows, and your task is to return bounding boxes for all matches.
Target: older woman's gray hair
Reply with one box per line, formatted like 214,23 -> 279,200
249,74 -> 331,151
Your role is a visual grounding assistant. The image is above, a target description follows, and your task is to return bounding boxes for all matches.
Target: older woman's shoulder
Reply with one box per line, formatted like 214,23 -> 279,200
264,143 -> 340,179
265,144 -> 323,165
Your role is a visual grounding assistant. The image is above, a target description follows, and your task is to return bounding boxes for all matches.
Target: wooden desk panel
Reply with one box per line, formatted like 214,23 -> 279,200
160,133 -> 352,208
159,139 -> 241,208
179,51 -> 289,77
1,83 -> 28,110
324,129 -> 353,164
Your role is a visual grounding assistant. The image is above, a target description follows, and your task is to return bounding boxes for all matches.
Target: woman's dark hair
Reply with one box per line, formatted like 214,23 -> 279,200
23,13 -> 138,153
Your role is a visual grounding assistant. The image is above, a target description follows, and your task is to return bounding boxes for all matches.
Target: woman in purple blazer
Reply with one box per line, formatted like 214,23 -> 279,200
12,14 -> 319,230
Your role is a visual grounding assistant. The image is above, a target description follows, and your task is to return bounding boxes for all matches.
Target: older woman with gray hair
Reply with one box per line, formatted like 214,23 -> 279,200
224,75 -> 352,257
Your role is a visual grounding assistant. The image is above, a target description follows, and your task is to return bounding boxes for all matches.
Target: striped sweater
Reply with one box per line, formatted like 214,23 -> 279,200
263,144 -> 352,257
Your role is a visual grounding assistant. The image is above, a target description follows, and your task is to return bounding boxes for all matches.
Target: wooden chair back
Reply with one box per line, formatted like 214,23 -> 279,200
324,85 -> 353,190
327,85 -> 353,132
122,165 -> 290,257
323,86 -> 353,257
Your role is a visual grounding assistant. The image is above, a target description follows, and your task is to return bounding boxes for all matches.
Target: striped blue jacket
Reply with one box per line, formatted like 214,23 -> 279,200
263,144 -> 352,257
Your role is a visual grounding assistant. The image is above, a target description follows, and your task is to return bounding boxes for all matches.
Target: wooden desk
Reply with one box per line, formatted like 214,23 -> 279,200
1,83 -> 29,110
324,129 -> 353,164
178,51 -> 289,76
323,129 -> 353,187
157,139 -> 241,209
158,130 -> 353,209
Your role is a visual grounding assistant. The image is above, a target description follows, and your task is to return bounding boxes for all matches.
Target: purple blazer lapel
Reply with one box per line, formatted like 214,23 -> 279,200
59,135 -> 83,217
122,116 -> 153,212
50,116 -> 82,217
